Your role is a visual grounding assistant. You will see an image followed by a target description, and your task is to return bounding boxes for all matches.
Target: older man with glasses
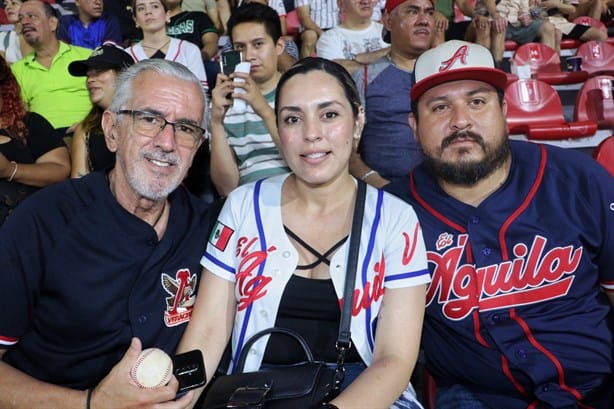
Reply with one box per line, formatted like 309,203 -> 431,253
0,59 -> 217,409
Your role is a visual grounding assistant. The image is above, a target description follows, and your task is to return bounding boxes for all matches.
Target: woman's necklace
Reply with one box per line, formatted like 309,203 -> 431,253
141,38 -> 170,51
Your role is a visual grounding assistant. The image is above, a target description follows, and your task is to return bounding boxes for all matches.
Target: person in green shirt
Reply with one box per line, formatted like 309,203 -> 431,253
11,0 -> 92,134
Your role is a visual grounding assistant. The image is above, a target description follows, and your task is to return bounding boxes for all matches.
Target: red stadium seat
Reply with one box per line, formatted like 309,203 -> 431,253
505,40 -> 519,52
574,75 -> 614,130
574,41 -> 614,76
504,40 -> 580,52
573,16 -> 608,32
505,79 -> 598,139
560,38 -> 582,50
571,16 -> 611,47
592,135 -> 614,177
512,43 -> 589,85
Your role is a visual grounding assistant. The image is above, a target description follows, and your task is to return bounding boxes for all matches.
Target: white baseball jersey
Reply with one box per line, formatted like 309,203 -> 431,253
202,174 -> 430,372
127,38 -> 208,90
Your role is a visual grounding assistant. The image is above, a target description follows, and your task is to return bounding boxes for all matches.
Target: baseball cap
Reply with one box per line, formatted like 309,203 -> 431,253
69,43 -> 135,77
410,40 -> 509,102
381,0 -> 433,43
385,0 -> 408,13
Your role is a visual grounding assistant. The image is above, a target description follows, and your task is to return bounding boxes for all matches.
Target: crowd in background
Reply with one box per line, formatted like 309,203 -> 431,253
0,0 -> 613,408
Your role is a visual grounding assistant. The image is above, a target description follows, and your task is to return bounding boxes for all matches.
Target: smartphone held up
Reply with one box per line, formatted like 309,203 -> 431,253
220,50 -> 251,113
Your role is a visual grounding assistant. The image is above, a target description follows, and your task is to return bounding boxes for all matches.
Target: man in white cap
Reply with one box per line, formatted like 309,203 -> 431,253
386,40 -> 614,408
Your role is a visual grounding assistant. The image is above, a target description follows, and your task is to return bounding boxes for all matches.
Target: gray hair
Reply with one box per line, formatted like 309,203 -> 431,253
109,59 -> 206,127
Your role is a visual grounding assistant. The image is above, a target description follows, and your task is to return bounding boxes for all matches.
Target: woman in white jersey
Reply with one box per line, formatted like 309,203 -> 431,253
179,57 -> 431,409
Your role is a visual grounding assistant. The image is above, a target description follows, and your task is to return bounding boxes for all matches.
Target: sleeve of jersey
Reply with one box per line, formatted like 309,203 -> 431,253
380,193 -> 431,289
196,12 -> 216,34
295,0 -> 309,9
184,43 -> 208,89
200,188 -> 246,283
273,0 -> 287,16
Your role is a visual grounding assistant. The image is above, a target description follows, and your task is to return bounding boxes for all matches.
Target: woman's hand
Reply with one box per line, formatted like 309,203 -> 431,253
0,153 -> 15,180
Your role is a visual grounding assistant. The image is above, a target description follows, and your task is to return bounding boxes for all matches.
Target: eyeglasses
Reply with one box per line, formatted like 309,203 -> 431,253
117,110 -> 205,149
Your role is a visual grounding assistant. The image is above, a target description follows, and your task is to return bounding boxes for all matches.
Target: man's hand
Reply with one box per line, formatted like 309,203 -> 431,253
491,14 -> 508,32
210,73 -> 234,125
433,11 -> 450,34
90,338 -> 195,409
229,71 -> 270,117
472,15 -> 490,30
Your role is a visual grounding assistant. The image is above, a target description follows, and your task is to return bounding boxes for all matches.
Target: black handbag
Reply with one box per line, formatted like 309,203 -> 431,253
199,181 -> 367,409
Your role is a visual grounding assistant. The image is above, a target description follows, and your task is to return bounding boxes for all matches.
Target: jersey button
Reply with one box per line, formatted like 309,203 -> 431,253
137,315 -> 147,324
470,216 -> 480,224
492,314 -> 500,323
147,239 -> 156,246
516,349 -> 527,359
482,247 -> 492,256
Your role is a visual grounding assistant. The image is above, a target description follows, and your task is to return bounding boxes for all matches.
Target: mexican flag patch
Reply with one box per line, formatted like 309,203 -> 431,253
209,221 -> 234,251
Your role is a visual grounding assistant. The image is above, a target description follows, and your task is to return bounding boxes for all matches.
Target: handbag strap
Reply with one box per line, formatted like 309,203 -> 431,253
232,181 -> 367,383
334,180 -> 367,379
235,327 -> 314,372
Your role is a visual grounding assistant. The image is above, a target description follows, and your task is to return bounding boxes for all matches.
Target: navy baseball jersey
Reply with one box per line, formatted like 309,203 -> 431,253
386,140 -> 614,409
0,171 -> 215,389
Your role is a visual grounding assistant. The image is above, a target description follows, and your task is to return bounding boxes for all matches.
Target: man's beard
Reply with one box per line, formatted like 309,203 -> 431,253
121,149 -> 184,201
421,130 -> 510,186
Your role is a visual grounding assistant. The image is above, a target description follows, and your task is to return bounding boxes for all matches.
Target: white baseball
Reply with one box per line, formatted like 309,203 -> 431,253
131,348 -> 174,388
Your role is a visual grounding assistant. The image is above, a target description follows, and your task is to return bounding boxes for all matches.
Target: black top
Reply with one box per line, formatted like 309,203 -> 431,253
0,112 -> 65,224
263,275 -> 362,364
87,131 -> 115,172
